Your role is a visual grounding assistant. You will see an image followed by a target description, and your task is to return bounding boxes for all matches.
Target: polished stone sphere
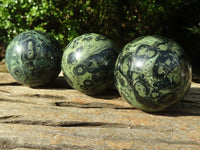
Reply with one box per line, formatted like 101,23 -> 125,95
114,36 -> 192,112
62,33 -> 119,95
5,30 -> 63,87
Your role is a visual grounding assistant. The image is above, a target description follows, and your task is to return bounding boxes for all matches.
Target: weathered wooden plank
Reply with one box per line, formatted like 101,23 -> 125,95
0,73 -> 200,149
0,122 -> 200,150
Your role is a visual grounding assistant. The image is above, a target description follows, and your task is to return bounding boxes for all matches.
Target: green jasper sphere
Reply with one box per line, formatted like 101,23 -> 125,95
5,30 -> 63,87
114,36 -> 192,112
61,33 -> 119,95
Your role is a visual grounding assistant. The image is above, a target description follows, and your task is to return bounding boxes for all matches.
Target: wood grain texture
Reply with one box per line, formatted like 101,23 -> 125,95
0,73 -> 200,150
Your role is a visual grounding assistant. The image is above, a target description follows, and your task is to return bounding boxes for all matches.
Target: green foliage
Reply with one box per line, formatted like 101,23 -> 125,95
0,0 -> 200,50
0,0 -> 80,47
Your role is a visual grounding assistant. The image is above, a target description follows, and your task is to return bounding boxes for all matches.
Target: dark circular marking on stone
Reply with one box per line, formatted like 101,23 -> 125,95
73,65 -> 86,76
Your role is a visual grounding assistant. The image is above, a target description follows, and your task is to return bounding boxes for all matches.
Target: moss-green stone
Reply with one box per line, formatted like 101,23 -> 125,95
61,33 -> 119,95
114,36 -> 192,112
5,30 -> 62,87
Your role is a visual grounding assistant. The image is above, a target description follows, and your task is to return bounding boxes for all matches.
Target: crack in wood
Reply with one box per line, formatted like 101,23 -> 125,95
0,115 -> 20,120
22,94 -> 65,100
1,120 -> 129,128
54,101 -> 133,109
0,82 -> 21,86
58,121 -> 129,128
0,98 -> 30,104
0,98 -> 19,103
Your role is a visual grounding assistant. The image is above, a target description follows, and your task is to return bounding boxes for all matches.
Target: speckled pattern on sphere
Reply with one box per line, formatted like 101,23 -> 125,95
114,36 -> 192,112
61,33 -> 118,95
5,30 -> 62,87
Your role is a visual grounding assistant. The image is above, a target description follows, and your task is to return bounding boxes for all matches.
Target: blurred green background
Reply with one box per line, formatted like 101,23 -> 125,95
1,0 -> 200,74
